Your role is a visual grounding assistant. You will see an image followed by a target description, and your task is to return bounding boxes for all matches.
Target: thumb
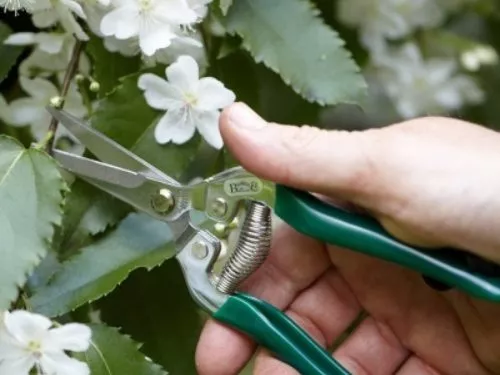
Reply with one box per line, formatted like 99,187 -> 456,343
219,102 -> 378,202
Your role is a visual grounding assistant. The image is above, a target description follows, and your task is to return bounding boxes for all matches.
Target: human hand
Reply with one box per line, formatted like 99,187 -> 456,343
196,103 -> 500,374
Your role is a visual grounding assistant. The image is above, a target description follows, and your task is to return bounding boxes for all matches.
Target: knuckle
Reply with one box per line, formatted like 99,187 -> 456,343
340,130 -> 382,196
338,355 -> 372,375
373,319 -> 403,352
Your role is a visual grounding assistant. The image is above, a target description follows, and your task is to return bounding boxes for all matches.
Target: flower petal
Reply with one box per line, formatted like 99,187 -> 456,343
0,328 -> 27,361
30,0 -> 51,11
156,0 -> 197,24
40,352 -> 90,375
138,73 -> 184,110
9,98 -> 45,126
4,311 -> 52,346
30,118 -> 53,141
154,108 -> 196,145
54,2 -> 89,41
45,323 -> 91,352
32,10 -> 58,28
139,25 -> 178,56
19,76 -> 58,100
0,356 -> 35,375
100,7 -> 139,39
62,0 -> 86,19
195,110 -> 223,149
3,33 -> 36,46
196,77 -> 235,111
166,55 -> 199,92
36,33 -> 66,54
63,83 -> 86,117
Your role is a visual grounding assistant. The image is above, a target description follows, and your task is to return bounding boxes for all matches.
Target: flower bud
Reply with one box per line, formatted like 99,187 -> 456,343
49,96 -> 64,108
89,81 -> 100,92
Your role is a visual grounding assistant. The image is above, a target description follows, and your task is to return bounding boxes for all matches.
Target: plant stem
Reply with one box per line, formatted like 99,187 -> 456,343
45,39 -> 85,154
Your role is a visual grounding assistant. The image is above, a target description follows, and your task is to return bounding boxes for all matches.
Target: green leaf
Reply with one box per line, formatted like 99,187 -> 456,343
0,136 -> 64,308
98,261 -> 203,375
91,72 -> 200,182
0,22 -> 23,84
86,36 -> 142,97
30,213 -> 176,317
226,0 -> 367,105
255,64 -> 320,125
75,324 -> 167,375
54,180 -> 129,258
27,252 -> 62,292
220,0 -> 233,15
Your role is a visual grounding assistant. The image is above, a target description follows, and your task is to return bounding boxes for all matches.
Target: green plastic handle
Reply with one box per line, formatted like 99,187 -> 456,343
214,293 -> 351,375
275,185 -> 500,302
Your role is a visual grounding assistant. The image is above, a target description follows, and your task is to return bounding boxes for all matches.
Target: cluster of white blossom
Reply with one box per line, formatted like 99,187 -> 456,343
0,0 -> 236,149
337,0 -> 497,119
1,0 -> 209,56
0,309 -> 91,374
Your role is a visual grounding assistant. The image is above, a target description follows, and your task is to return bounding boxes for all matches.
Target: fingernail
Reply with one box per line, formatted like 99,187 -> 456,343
227,102 -> 266,130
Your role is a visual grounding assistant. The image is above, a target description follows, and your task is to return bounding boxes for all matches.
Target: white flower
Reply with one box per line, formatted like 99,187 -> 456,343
144,33 -> 206,69
80,0 -> 109,36
31,0 -> 88,41
0,0 -> 33,13
4,32 -> 66,54
376,43 -> 484,118
8,76 -> 86,153
100,0 -> 200,56
103,36 -> 139,56
460,45 -> 498,72
187,0 -> 212,18
138,55 -> 235,149
8,32 -> 91,78
337,0 -> 444,52
0,310 -> 91,375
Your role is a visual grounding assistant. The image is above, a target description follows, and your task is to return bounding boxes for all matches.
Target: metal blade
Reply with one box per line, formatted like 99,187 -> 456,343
47,107 -> 180,186
54,150 -> 191,222
53,150 -> 147,188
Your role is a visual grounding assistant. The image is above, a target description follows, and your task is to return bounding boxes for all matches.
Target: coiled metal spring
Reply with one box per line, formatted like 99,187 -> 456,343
216,201 -> 272,294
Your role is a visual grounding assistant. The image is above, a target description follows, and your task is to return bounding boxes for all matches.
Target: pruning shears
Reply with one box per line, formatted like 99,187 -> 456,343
47,107 -> 500,375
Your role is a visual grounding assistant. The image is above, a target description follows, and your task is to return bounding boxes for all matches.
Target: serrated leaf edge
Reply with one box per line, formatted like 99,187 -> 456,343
227,0 -> 367,106
86,323 -> 168,375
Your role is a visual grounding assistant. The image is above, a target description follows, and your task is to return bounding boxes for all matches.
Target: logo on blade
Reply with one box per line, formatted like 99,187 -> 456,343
224,178 -> 263,197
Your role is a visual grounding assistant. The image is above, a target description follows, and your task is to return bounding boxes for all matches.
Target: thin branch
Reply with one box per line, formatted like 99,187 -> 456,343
45,39 -> 85,154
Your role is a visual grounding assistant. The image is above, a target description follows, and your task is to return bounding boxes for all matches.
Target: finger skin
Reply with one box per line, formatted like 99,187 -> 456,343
220,102 -> 375,200
209,105 -> 500,375
396,357 -> 442,375
446,292 -> 500,373
196,225 -> 330,375
333,317 -> 409,375
327,246 -> 490,375
220,102 -> 500,262
253,351 -> 300,375
253,269 -> 362,374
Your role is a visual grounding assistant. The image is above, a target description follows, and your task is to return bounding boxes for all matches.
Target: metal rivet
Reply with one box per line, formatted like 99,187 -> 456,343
192,241 -> 208,260
151,189 -> 175,214
229,217 -> 239,229
211,197 -> 228,217
214,223 -> 229,238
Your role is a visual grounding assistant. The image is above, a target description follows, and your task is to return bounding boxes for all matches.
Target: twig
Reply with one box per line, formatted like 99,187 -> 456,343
45,39 -> 85,154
